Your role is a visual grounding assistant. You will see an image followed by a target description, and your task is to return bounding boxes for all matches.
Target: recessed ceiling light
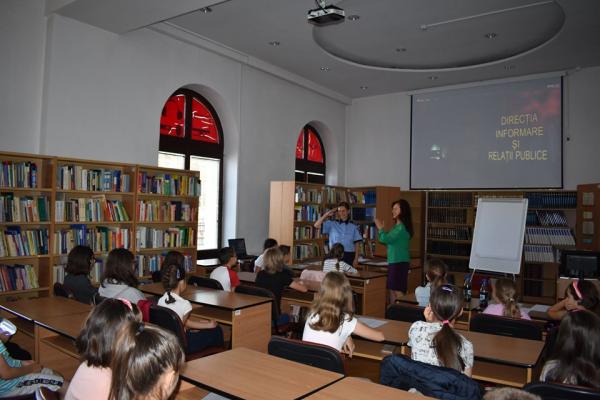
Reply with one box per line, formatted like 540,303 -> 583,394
428,76 -> 438,80
360,86 -> 368,90
320,67 -> 330,72
347,15 -> 360,21
484,32 -> 498,39
199,7 -> 212,13
268,41 -> 280,46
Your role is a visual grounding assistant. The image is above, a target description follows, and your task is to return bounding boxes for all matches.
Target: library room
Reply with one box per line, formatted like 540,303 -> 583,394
1,1 -> 600,399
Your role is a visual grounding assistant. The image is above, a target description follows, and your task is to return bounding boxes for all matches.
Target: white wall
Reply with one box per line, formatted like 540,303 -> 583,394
0,0 -> 46,153
345,66 -> 600,190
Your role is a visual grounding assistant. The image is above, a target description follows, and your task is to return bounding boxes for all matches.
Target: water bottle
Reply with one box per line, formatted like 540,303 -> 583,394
463,277 -> 472,302
479,278 -> 489,309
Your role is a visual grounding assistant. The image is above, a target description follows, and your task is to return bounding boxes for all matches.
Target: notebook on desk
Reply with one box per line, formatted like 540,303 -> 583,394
228,238 -> 256,261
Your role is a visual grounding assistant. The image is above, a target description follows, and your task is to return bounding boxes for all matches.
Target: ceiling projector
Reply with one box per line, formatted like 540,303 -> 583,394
307,2 -> 345,25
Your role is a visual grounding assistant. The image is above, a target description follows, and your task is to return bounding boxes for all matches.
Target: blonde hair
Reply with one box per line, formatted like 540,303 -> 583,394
494,279 -> 522,318
263,247 -> 285,274
426,259 -> 448,290
309,271 -> 354,333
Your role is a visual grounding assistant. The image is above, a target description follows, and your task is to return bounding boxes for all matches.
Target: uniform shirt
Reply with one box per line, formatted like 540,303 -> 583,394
302,313 -> 357,351
378,222 -> 411,263
322,258 -> 358,274
322,219 -> 362,252
210,265 -> 240,292
482,303 -> 531,320
158,291 -> 193,321
65,363 -> 111,400
255,269 -> 294,312
415,283 -> 431,307
408,320 -> 474,372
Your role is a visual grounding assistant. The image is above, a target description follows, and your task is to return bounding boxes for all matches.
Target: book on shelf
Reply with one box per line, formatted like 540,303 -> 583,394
55,195 -> 129,223
294,225 -> 321,240
135,253 -> 193,277
324,187 -> 347,204
0,194 -> 49,222
427,208 -> 468,224
137,172 -> 200,196
523,245 -> 556,263
294,205 -> 321,222
351,207 -> 375,222
53,225 -> 130,254
294,186 -> 322,203
137,200 -> 195,222
348,190 -> 376,205
524,191 -> 577,208
427,226 -> 471,240
524,227 -> 576,246
0,161 -> 37,188
0,264 -> 39,291
428,192 -> 473,207
53,259 -> 104,284
135,227 -> 195,250
293,243 -> 321,261
57,165 -> 131,192
0,227 -> 49,257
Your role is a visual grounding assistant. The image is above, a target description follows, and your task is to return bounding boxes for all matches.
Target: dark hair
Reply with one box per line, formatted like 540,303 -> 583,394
566,279 -> 600,315
218,247 -> 236,265
263,238 -> 278,250
109,321 -> 184,400
325,243 -> 345,271
546,310 -> 600,388
429,285 -> 465,371
76,298 -> 141,367
337,201 -> 350,210
160,251 -> 186,305
101,248 -> 138,288
278,245 -> 290,258
392,199 -> 414,237
66,245 -> 94,275
426,259 -> 448,290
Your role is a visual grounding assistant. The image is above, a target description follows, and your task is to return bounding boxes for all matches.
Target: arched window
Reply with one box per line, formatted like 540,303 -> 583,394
295,125 -> 326,184
158,88 -> 223,256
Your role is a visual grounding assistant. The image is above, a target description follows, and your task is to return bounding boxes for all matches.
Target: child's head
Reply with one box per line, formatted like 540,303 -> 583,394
483,387 -> 541,400
309,271 -> 354,333
327,243 -> 345,262
110,321 -> 184,400
101,248 -> 138,288
548,310 -> 600,388
493,278 -> 522,319
263,238 -> 278,251
76,298 -> 142,368
278,245 -> 291,264
160,252 -> 187,303
66,245 -> 95,276
428,285 -> 466,372
425,259 -> 447,289
218,247 -> 236,266
263,247 -> 285,274
565,279 -> 600,314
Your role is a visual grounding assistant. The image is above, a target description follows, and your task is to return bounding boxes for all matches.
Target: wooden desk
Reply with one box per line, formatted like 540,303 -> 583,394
305,377 -> 432,400
358,258 -> 423,293
180,347 -> 343,400
140,283 -> 272,352
0,297 -> 92,321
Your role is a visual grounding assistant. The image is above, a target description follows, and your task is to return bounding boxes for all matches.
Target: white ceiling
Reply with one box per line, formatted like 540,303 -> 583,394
54,0 -> 600,99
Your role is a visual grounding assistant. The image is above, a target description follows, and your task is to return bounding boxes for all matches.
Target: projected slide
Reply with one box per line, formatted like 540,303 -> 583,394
411,77 -> 562,189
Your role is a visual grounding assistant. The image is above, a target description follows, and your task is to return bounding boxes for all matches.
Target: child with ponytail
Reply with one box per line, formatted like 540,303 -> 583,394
415,259 -> 448,307
158,251 -> 224,352
548,279 -> 600,320
408,285 -> 474,376
482,278 -> 530,320
322,243 -> 358,274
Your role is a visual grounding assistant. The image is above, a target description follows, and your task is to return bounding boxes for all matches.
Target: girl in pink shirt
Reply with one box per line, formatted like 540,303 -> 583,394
482,279 -> 530,320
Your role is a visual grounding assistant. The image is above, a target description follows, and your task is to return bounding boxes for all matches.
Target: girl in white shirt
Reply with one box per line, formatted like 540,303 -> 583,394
414,259 -> 448,307
158,251 -> 224,353
302,271 -> 384,354
322,243 -> 358,274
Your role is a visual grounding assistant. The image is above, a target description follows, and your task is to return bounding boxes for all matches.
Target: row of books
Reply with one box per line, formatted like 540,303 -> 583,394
524,227 -> 576,246
0,195 -> 50,222
53,261 -> 104,285
135,253 -> 193,277
523,245 -> 556,263
137,172 -> 200,196
427,241 -> 471,257
324,187 -> 348,204
55,197 -> 130,223
358,223 -> 377,240
135,227 -> 195,249
294,205 -> 321,222
293,243 -> 321,261
294,226 -> 321,240
428,192 -> 473,207
0,264 -> 39,292
53,226 -> 130,254
525,192 -> 577,209
57,165 -> 131,192
137,200 -> 195,222
530,210 -> 569,227
294,186 -> 322,203
358,241 -> 376,258
351,207 -> 375,222
0,161 -> 38,188
0,228 -> 49,257
348,190 -> 376,205
427,226 -> 471,240
427,208 -> 468,224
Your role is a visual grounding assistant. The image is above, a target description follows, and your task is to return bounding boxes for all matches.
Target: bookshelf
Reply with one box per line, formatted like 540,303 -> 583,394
424,190 -> 577,304
0,151 -> 201,298
576,183 -> 600,251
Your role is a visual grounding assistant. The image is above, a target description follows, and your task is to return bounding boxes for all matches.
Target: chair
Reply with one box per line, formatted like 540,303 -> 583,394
385,303 -> 425,323
469,313 -> 543,340
53,282 -> 74,299
524,382 -> 600,400
2,388 -> 59,400
187,276 -> 224,290
235,285 -> 291,335
268,336 -> 345,374
148,305 -> 224,361
92,292 -> 107,305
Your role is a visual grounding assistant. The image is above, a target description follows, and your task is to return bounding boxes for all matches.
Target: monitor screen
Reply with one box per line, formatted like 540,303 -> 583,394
228,238 -> 247,257
560,251 -> 600,279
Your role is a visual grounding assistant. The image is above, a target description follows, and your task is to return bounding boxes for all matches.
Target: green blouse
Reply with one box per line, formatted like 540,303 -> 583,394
378,222 -> 411,263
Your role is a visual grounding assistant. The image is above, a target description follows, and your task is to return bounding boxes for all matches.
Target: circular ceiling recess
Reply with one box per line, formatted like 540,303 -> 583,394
313,0 -> 565,70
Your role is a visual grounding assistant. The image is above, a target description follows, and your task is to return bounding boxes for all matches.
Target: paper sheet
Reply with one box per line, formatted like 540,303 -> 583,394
529,304 -> 551,313
203,393 -> 231,400
358,317 -> 388,328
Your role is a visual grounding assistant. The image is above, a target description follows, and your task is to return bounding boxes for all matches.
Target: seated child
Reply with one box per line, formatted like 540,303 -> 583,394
98,248 -> 145,303
254,238 -> 278,272
63,245 -> 98,304
159,252 -> 224,353
408,285 -> 474,376
322,243 -> 358,274
548,279 -> 600,320
482,278 -> 531,320
209,247 -> 240,292
66,298 -> 142,400
414,259 -> 447,307
302,271 -> 384,354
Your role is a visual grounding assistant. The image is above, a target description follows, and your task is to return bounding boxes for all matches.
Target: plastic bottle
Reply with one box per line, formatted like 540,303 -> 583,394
463,276 -> 472,302
479,278 -> 489,309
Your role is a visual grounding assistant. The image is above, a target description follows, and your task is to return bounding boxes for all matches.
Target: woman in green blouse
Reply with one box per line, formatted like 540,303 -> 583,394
375,199 -> 413,303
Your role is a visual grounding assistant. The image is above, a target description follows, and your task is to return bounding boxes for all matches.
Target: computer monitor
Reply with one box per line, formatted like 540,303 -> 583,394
228,238 -> 248,258
560,250 -> 600,279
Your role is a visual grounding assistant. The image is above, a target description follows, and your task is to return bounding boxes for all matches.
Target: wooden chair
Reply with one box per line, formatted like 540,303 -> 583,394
187,276 -> 224,290
385,303 -> 425,323
268,336 -> 345,374
53,282 -> 74,299
469,313 -> 543,340
524,382 -> 600,400
235,285 -> 292,335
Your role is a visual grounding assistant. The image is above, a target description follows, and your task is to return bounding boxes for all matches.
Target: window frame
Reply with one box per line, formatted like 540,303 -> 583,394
295,125 -> 326,184
159,88 -> 224,258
